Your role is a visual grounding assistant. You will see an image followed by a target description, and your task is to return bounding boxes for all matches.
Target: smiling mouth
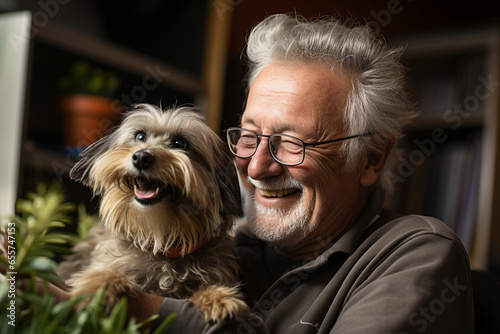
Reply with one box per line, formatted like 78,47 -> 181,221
133,177 -> 166,205
258,188 -> 299,198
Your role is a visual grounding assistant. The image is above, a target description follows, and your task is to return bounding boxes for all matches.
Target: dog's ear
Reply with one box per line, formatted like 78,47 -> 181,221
216,149 -> 243,217
69,134 -> 112,187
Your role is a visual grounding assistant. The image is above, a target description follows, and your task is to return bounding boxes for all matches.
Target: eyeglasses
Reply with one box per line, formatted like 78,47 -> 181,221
226,127 -> 372,166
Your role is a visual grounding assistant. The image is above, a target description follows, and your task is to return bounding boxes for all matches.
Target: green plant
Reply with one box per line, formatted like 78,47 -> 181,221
0,183 -> 175,333
73,203 -> 100,244
58,61 -> 121,97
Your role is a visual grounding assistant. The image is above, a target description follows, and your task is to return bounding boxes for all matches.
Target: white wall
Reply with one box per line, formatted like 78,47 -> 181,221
0,11 -> 31,223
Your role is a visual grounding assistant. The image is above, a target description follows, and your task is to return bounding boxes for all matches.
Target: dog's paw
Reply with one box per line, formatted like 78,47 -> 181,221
190,285 -> 249,324
69,269 -> 139,314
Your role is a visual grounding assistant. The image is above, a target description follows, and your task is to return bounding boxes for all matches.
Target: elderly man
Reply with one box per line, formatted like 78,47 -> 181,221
16,13 -> 473,333
147,13 -> 473,333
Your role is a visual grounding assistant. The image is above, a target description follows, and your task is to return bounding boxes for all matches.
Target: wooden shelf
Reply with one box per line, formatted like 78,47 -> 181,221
22,140 -> 74,177
387,24 -> 500,270
37,20 -> 203,95
411,111 -> 484,131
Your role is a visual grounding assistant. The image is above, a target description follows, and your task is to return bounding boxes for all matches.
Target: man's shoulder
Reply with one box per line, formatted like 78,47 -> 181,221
363,209 -> 467,254
380,211 -> 460,240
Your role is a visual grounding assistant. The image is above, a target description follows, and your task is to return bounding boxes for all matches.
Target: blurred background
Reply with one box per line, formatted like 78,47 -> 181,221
2,0 -> 498,127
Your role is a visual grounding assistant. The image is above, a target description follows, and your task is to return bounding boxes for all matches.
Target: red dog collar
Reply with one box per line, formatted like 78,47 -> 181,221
159,239 -> 206,258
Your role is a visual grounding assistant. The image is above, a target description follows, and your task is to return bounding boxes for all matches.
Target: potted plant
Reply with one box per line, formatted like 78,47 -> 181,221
58,61 -> 121,150
0,184 -> 175,333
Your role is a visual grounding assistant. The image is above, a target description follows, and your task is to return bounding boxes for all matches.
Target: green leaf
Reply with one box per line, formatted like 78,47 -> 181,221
42,235 -> 71,244
21,257 -> 58,272
101,297 -> 128,332
47,221 -> 66,228
35,271 -> 63,283
151,313 -> 177,334
0,281 -> 9,305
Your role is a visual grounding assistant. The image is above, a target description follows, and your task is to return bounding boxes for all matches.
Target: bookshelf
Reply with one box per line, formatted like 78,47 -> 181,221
386,24 -> 500,270
0,11 -> 205,219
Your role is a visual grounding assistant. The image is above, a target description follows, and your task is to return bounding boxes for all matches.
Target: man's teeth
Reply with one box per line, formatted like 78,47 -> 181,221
258,188 -> 298,198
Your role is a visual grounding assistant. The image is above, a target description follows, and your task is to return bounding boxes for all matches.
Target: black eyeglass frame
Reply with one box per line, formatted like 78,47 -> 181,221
226,127 -> 372,166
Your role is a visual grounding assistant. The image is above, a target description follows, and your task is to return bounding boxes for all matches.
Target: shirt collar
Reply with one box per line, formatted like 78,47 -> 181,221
291,185 -> 385,274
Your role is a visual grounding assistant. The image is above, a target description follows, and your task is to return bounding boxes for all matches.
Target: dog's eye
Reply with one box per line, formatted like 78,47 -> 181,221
171,138 -> 188,150
135,132 -> 147,142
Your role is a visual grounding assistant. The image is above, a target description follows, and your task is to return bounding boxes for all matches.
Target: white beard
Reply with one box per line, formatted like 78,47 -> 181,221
244,176 -> 314,248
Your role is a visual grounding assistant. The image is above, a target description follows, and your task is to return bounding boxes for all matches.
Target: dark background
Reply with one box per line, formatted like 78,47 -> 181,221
1,0 -> 499,129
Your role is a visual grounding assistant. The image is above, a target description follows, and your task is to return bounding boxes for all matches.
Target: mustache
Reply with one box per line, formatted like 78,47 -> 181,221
247,175 -> 303,191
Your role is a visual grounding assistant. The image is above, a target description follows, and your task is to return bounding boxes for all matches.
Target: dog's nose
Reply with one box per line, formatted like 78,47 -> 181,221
132,150 -> 155,170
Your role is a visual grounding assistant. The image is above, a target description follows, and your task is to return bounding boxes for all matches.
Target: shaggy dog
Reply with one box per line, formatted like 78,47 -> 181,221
62,104 -> 248,323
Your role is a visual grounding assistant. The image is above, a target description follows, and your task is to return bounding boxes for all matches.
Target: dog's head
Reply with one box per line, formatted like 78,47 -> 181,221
70,104 -> 242,256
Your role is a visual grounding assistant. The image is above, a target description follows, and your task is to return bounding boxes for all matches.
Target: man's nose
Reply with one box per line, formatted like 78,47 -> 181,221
246,139 -> 283,179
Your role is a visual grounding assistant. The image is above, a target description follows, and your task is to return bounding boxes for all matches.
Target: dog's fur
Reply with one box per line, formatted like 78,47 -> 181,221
63,104 -> 248,323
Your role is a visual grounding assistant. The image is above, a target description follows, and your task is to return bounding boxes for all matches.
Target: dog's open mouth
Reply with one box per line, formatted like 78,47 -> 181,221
133,177 -> 165,205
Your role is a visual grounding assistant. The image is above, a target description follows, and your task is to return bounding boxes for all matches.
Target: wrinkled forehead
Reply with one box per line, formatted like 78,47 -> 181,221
242,63 -> 350,136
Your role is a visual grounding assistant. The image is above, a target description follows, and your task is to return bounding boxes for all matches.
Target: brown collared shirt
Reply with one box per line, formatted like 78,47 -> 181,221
156,187 -> 474,333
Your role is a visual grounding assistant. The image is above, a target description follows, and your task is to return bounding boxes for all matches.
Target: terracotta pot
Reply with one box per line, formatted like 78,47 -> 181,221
59,94 -> 119,148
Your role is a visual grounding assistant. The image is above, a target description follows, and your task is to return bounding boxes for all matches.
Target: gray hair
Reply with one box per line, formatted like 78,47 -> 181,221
244,14 -> 415,190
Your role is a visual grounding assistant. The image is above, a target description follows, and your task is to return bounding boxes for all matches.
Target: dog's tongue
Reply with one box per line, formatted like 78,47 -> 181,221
134,180 -> 159,199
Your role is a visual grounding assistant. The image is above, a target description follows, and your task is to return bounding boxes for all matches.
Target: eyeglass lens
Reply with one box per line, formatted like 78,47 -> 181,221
228,129 -> 304,165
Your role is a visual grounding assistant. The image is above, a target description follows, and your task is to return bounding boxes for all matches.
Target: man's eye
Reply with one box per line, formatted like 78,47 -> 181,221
240,136 -> 256,148
135,132 -> 147,141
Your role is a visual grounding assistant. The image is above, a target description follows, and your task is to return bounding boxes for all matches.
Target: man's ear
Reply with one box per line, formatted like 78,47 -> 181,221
360,134 -> 395,187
